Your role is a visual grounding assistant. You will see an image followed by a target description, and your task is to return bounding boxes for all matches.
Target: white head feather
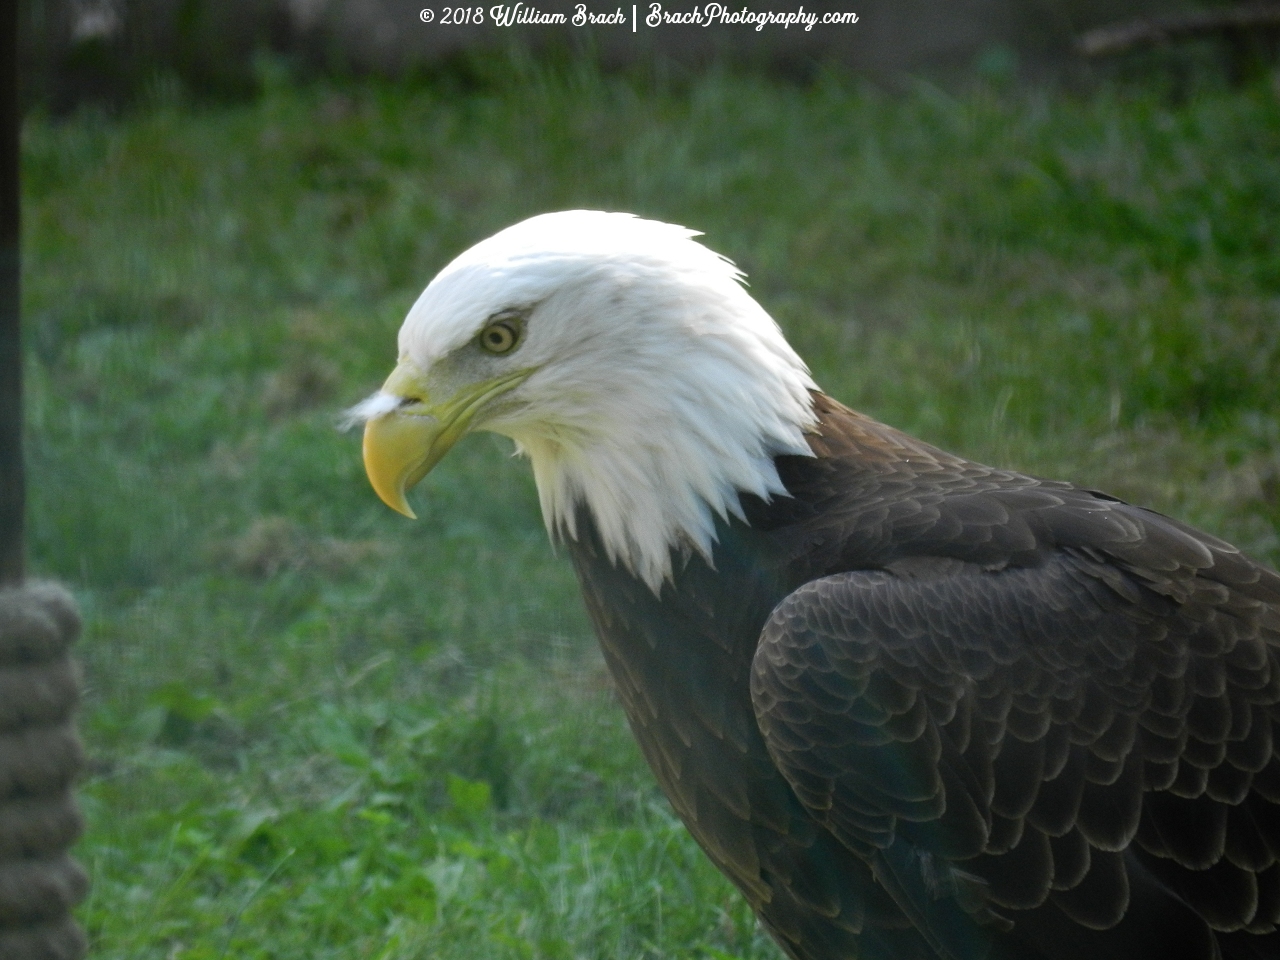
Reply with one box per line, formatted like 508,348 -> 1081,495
390,211 -> 817,592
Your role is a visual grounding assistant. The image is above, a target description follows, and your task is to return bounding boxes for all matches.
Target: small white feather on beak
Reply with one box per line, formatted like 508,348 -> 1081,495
338,390 -> 407,432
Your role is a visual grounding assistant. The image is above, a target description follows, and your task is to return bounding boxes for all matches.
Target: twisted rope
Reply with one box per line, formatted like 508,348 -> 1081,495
0,582 -> 88,960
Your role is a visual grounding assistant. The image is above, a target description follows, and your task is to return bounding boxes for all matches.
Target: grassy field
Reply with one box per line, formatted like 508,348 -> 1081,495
21,57 -> 1280,958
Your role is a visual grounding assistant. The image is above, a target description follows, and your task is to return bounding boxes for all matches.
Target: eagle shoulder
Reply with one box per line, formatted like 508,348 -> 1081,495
750,543 -> 1280,959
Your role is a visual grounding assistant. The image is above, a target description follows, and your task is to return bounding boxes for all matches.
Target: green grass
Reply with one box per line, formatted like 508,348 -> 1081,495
21,58 -> 1280,957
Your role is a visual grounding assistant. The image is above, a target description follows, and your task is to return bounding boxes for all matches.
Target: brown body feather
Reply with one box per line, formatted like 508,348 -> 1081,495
567,393 -> 1280,960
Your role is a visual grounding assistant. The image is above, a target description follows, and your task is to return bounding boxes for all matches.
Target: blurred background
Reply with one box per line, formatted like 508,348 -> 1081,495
17,0 -> 1280,956
23,0 -> 1280,108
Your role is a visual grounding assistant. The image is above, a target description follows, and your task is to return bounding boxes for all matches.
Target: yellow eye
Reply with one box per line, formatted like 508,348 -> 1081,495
479,317 -> 521,355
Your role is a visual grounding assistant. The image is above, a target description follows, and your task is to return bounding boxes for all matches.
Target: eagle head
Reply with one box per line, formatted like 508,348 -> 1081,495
352,210 -> 817,590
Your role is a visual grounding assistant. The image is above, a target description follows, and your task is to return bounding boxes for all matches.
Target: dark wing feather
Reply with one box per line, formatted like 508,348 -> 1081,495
569,515 -> 940,960
751,533 -> 1280,960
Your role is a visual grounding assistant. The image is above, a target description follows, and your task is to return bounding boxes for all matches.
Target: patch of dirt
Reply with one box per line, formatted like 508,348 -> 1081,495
212,516 -> 383,579
261,356 -> 341,419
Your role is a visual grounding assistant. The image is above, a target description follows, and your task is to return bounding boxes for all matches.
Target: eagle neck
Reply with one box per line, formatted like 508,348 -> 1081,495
510,349 -> 817,595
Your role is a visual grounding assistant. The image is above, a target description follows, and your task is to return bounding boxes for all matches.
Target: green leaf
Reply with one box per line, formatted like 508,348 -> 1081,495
446,773 -> 492,821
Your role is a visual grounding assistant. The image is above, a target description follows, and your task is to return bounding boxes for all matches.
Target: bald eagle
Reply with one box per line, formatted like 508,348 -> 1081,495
353,211 -> 1280,960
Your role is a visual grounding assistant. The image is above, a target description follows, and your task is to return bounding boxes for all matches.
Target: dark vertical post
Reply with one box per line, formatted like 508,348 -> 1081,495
0,0 -> 23,585
0,21 -> 88,960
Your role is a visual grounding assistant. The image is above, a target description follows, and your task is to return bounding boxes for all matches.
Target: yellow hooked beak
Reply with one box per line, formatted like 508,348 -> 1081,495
362,360 -> 532,519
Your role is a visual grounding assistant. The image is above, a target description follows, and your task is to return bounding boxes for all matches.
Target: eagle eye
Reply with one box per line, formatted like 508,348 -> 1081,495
478,314 -> 523,355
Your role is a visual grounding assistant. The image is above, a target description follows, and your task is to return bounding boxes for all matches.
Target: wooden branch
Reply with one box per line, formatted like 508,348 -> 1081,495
1079,4 -> 1280,57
